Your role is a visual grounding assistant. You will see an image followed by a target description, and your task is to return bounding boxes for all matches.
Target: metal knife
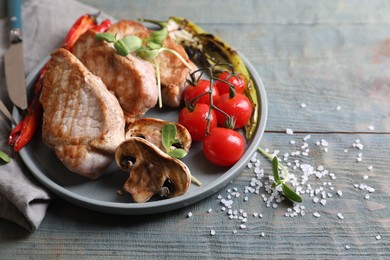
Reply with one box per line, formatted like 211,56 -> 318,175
4,0 -> 27,110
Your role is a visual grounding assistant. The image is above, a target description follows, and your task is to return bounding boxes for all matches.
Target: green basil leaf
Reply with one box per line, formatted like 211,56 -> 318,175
137,48 -> 161,61
168,148 -> 187,159
282,183 -> 302,203
150,27 -> 168,45
147,41 -> 162,50
114,39 -> 130,56
272,156 -> 281,183
0,151 -> 10,163
95,32 -> 117,43
121,35 -> 142,52
162,123 -> 177,152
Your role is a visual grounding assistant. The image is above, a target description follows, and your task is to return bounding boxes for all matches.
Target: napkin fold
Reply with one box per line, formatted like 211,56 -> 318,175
0,0 -> 113,231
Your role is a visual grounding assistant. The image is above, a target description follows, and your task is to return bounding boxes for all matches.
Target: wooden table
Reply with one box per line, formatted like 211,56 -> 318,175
1,0 -> 389,258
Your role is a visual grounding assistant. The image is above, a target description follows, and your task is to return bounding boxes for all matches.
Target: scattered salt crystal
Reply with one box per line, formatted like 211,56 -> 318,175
210,229 -> 216,236
303,135 -> 311,141
286,128 -> 294,135
232,229 -> 237,234
313,197 -> 319,203
301,103 -> 306,108
365,194 -> 370,200
337,190 -> 343,197
207,208 -> 213,213
240,224 -> 246,229
368,125 -> 375,131
320,199 -> 327,206
260,232 -> 265,237
344,149 -> 348,153
187,212 -> 193,218
336,106 -> 341,111
337,213 -> 344,220
363,175 -> 369,180
290,140 -> 296,145
368,166 -> 373,171
321,139 -> 329,147
345,245 -> 350,250
376,235 -> 381,240
313,212 -> 321,218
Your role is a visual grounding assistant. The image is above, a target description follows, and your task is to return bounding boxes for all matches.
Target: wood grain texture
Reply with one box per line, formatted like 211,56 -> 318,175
1,0 -> 389,259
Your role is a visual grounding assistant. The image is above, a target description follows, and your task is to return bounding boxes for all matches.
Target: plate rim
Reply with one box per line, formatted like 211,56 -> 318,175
14,53 -> 268,215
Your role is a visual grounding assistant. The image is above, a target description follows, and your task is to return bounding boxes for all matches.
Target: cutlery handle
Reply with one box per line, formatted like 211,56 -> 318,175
7,0 -> 22,31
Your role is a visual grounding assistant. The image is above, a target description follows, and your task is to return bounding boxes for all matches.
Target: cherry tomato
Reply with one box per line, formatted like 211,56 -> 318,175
183,79 -> 219,106
216,93 -> 253,129
215,71 -> 246,95
178,103 -> 217,142
203,127 -> 245,166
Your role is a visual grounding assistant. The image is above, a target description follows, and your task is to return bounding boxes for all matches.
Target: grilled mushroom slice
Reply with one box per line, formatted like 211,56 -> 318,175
115,137 -> 191,203
126,118 -> 191,152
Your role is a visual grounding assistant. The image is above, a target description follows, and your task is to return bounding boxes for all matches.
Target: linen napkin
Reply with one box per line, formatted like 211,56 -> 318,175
0,0 -> 112,231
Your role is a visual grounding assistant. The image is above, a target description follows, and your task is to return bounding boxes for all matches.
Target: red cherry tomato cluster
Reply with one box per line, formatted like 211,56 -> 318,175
178,69 -> 253,167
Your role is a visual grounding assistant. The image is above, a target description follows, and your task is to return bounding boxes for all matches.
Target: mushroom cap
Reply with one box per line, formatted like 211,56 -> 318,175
115,137 -> 191,203
125,118 -> 191,152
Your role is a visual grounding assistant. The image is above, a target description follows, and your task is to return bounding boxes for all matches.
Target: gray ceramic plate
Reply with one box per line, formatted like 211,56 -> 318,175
14,54 -> 267,215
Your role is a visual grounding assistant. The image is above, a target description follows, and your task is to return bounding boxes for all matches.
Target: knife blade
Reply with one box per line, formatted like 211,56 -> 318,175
4,0 -> 27,110
0,99 -> 16,125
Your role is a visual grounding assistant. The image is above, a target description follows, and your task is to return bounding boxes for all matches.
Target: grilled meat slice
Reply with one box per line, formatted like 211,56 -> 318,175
72,30 -> 158,123
107,20 -> 198,107
40,48 -> 125,179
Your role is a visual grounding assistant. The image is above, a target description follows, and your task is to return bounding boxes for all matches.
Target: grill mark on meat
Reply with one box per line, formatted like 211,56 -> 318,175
41,48 -> 125,179
72,30 -> 158,124
107,20 -> 198,107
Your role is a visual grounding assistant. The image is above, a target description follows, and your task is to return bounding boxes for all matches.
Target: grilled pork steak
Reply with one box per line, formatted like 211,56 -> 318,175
72,30 -> 158,123
40,48 -> 125,179
107,20 -> 198,107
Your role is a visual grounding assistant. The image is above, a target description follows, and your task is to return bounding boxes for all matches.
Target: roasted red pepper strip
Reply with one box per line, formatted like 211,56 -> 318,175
91,19 -> 112,33
61,14 -> 96,50
8,14 -> 112,152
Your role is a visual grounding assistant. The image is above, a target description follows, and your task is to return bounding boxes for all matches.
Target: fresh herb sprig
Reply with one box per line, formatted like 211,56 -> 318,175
0,151 -> 10,164
96,28 -> 193,108
162,123 -> 187,159
161,123 -> 201,186
258,147 -> 302,203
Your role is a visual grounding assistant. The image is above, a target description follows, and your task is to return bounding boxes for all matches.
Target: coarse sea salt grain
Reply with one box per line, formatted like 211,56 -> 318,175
337,213 -> 344,220
187,212 -> 193,218
301,103 -> 306,108
345,245 -> 350,250
286,128 -> 294,135
260,232 -> 265,237
368,125 -> 375,131
313,212 -> 321,218
210,229 -> 216,236
376,235 -> 381,240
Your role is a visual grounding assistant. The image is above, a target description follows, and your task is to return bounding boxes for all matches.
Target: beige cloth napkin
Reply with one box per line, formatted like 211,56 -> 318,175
0,0 -> 112,231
